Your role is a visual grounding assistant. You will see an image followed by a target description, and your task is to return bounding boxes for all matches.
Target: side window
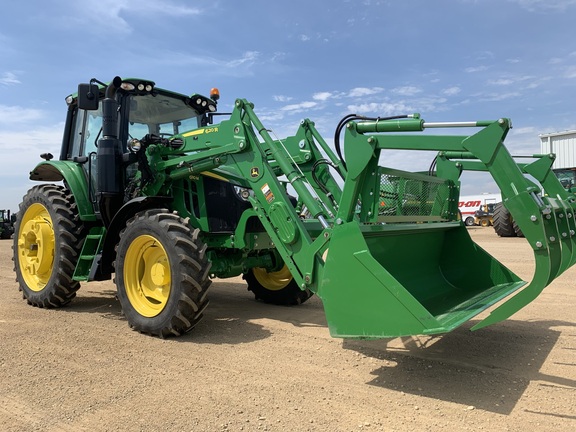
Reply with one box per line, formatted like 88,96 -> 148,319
84,109 -> 104,157
68,109 -> 86,159
68,106 -> 104,159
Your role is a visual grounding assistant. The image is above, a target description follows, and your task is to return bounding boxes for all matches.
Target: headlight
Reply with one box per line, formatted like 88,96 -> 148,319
127,138 -> 141,152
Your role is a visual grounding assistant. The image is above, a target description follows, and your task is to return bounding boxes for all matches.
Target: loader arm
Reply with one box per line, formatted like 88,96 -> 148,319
141,99 -> 340,290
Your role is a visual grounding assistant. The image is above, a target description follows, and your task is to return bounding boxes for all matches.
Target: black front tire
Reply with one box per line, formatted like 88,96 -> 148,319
115,209 -> 211,337
13,184 -> 85,307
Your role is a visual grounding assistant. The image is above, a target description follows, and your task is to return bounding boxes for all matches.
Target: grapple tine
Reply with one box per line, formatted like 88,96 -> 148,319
546,198 -> 573,276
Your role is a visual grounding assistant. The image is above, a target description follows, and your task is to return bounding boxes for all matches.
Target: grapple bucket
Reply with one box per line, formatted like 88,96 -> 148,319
313,116 -> 576,338
320,222 -> 525,338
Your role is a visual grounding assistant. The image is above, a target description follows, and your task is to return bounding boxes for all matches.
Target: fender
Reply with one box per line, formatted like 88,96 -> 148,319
97,195 -> 173,277
29,161 -> 97,221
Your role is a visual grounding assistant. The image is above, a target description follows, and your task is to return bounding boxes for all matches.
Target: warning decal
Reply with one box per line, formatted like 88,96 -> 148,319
261,183 -> 275,204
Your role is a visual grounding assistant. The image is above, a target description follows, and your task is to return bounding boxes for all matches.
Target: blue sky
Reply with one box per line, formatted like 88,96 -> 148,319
1,0 -> 576,212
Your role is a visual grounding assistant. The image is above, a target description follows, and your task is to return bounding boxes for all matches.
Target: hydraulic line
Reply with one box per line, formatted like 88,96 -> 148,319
334,114 -> 410,170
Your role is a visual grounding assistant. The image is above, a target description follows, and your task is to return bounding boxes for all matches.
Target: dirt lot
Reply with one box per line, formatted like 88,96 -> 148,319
1,227 -> 575,431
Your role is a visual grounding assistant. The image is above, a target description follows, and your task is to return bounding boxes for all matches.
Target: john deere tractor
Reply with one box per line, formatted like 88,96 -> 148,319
13,76 -> 576,338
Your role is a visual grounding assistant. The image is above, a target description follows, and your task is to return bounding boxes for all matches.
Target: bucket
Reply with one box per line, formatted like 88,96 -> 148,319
318,221 -> 525,338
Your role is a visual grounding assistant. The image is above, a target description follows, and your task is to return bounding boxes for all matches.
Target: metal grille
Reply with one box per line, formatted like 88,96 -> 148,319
378,170 -> 452,222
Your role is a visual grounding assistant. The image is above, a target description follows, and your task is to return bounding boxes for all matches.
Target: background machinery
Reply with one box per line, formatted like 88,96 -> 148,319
494,130 -> 576,237
12,76 -> 576,338
474,203 -> 496,227
0,209 -> 15,239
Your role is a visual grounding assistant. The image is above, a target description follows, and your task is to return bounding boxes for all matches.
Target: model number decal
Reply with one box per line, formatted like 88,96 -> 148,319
183,127 -> 219,137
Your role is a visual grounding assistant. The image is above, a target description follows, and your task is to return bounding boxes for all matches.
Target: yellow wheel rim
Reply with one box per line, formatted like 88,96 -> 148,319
124,235 -> 171,317
17,203 -> 55,292
252,265 -> 292,291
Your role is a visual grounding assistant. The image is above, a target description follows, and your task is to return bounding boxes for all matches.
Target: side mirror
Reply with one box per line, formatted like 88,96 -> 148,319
77,83 -> 99,110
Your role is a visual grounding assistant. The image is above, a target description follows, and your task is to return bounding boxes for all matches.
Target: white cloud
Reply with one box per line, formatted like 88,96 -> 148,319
392,86 -> 422,96
0,105 -> 44,124
226,51 -> 260,68
442,86 -> 461,96
564,66 -> 576,78
151,50 -> 263,76
273,95 -> 293,102
465,65 -> 490,73
0,125 -> 64,211
347,101 -> 413,115
281,101 -> 318,112
313,92 -> 332,101
348,95 -> 448,116
348,87 -> 384,97
0,72 -> 20,86
477,92 -> 522,102
487,75 -> 536,86
507,0 -> 576,11
488,79 -> 514,86
59,0 -> 202,34
300,34 -> 310,42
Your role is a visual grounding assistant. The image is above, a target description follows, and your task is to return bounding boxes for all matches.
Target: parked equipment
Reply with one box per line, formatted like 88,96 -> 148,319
13,76 -> 576,338
459,193 -> 501,226
474,203 -> 496,227
0,209 -> 15,239
495,132 -> 576,238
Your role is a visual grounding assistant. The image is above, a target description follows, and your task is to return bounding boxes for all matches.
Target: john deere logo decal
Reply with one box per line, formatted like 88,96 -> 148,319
250,167 -> 260,178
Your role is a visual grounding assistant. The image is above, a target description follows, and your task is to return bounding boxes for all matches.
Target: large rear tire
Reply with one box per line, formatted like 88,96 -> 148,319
513,221 -> 525,237
115,209 -> 211,337
493,202 -> 516,237
244,265 -> 313,305
13,184 -> 85,307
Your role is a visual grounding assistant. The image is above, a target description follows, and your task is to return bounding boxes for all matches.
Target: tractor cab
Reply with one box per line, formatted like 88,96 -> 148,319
57,78 -> 219,224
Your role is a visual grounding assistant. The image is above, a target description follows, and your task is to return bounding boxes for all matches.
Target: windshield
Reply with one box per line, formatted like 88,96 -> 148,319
554,169 -> 576,190
127,92 -> 199,138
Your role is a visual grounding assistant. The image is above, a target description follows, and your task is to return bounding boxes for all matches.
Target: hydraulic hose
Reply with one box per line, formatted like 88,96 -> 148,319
311,159 -> 339,208
334,114 -> 410,170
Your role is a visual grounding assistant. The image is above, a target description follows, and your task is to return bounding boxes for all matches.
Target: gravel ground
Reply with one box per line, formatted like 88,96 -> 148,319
1,227 -> 575,431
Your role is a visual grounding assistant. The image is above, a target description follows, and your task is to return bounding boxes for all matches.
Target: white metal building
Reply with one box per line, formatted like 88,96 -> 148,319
540,130 -> 576,169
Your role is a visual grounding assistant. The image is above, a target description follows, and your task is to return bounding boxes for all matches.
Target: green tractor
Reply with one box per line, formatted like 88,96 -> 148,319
12,76 -> 576,338
1,209 -> 15,239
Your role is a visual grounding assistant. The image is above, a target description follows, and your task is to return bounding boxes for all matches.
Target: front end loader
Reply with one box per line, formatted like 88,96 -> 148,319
12,76 -> 576,338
